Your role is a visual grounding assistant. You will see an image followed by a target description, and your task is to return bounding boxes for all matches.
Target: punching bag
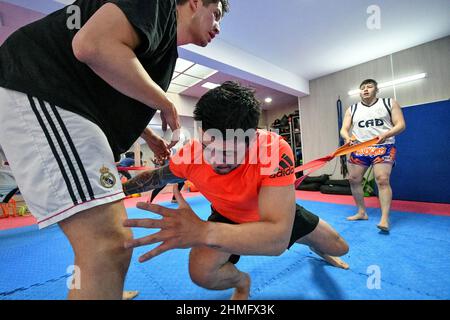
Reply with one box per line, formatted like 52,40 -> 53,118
337,97 -> 348,178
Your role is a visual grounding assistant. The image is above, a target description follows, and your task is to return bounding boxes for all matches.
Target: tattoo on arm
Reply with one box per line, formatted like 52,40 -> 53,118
122,165 -> 185,195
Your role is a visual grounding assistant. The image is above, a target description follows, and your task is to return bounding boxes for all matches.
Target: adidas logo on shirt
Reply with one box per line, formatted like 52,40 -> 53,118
270,154 -> 294,178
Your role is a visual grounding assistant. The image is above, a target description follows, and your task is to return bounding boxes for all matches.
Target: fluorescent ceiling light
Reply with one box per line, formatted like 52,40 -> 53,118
201,82 -> 220,89
264,97 -> 273,103
167,83 -> 188,94
184,65 -> 218,79
170,59 -> 218,94
348,73 -> 427,96
175,58 -> 195,73
172,74 -> 202,87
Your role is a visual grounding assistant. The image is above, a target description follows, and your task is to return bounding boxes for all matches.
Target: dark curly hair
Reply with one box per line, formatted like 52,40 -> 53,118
193,81 -> 261,135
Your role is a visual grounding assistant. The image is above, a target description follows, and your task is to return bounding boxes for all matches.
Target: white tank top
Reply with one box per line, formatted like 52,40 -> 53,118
350,98 -> 395,144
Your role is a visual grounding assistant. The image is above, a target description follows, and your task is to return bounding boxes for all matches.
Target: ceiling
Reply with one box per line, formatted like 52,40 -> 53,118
178,64 -> 299,109
169,58 -> 298,110
1,0 -> 449,110
218,0 -> 450,80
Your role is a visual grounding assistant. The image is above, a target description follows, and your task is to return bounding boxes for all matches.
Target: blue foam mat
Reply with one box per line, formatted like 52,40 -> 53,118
1,196 -> 449,300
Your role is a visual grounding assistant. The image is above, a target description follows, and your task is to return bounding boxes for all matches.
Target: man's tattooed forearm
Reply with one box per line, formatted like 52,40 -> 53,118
122,165 -> 184,195
123,171 -> 162,195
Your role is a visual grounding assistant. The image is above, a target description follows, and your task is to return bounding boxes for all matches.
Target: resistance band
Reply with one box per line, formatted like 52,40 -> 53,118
294,137 -> 379,189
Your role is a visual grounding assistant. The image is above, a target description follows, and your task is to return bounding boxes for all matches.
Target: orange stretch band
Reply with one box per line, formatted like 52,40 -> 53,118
294,137 -> 379,188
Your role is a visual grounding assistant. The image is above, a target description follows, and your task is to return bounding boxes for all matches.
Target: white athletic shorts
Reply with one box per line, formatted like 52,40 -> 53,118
0,87 -> 125,228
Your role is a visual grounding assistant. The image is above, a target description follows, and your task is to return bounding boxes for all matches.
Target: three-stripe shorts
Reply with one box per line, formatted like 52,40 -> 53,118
0,87 -> 125,228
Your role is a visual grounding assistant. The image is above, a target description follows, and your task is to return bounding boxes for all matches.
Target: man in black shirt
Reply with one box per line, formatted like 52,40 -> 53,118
0,0 -> 229,299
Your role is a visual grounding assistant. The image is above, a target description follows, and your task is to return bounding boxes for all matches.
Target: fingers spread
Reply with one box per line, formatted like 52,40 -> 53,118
136,202 -> 174,217
123,218 -> 164,229
124,229 -> 174,249
124,233 -> 159,249
138,241 -> 176,262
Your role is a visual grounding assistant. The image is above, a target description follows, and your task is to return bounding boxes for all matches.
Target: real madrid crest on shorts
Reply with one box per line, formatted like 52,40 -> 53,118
99,165 -> 116,188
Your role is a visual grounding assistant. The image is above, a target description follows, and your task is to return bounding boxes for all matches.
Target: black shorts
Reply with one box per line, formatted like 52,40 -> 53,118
208,204 -> 320,264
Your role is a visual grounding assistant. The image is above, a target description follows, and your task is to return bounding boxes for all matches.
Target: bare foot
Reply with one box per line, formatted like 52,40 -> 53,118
377,220 -> 390,233
122,290 -> 139,300
346,213 -> 368,221
311,248 -> 349,270
231,273 -> 251,300
320,254 -> 350,269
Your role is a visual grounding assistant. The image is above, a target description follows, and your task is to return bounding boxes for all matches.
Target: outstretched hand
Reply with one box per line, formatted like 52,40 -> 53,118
123,185 -> 208,262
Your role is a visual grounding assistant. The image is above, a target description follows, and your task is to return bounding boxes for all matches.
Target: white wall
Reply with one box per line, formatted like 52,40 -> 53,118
299,36 -> 450,179
166,93 -> 197,117
180,40 -> 310,97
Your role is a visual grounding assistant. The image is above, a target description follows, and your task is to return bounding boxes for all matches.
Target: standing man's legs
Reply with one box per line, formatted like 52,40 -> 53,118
373,163 -> 393,231
347,163 -> 369,220
0,88 -> 133,299
59,201 -> 133,299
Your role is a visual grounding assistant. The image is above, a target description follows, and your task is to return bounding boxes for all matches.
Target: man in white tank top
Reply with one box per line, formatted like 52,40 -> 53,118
340,79 -> 406,232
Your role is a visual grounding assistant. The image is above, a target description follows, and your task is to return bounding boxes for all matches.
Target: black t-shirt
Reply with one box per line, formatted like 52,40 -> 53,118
0,0 -> 178,160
